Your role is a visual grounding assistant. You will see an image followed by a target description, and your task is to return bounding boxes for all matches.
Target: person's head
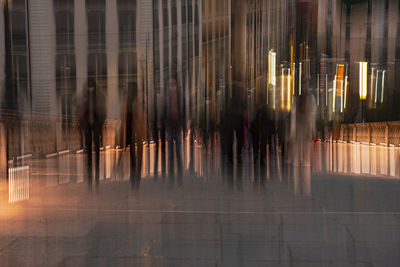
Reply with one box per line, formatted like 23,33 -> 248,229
168,79 -> 177,91
87,78 -> 96,92
128,81 -> 138,99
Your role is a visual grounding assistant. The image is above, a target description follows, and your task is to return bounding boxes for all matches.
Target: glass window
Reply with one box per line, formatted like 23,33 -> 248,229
172,3 -> 177,26
163,7 -> 169,27
154,8 -> 159,30
182,4 -> 186,24
86,0 -> 105,9
11,11 -> 26,48
88,53 -> 107,77
87,11 -> 106,49
194,4 -> 199,26
119,10 -> 136,48
55,11 -> 74,51
11,0 -> 26,10
117,0 -> 136,10
54,0 -> 73,10
56,54 -> 76,91
118,52 -> 137,94
188,2 -> 192,23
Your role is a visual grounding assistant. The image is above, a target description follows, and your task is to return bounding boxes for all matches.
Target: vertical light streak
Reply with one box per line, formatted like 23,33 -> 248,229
374,70 -> 379,104
292,63 -> 295,95
317,73 -> 320,106
370,67 -> 374,105
333,75 -> 336,112
340,80 -> 344,113
299,62 -> 302,95
326,74 -> 328,106
268,51 -> 276,86
359,62 -> 367,100
287,69 -> 291,111
381,70 -> 386,103
281,68 -> 284,110
269,51 -> 276,109
344,76 -> 348,109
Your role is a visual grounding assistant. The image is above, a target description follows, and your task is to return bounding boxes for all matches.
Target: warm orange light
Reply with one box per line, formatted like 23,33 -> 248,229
281,69 -> 284,110
281,68 -> 291,112
336,64 -> 344,96
359,62 -> 367,100
268,51 -> 276,86
287,70 -> 291,111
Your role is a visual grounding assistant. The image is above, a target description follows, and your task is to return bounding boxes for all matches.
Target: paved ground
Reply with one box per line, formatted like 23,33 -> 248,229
0,143 -> 400,266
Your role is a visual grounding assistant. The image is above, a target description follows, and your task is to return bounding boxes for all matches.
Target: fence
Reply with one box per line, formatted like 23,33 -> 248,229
313,142 -> 399,179
8,166 -> 30,203
0,111 -> 120,159
340,121 -> 400,146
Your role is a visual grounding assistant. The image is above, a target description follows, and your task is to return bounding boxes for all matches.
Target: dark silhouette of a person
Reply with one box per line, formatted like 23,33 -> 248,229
250,107 -> 274,166
122,82 -> 145,189
167,78 -> 183,185
78,79 -> 106,189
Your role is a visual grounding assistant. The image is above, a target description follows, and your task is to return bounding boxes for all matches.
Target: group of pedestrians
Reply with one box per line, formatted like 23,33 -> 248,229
219,87 -> 317,175
78,77 -> 184,190
77,77 -> 317,190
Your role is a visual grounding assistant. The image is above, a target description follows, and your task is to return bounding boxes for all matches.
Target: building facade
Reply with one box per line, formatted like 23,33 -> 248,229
0,0 -> 234,154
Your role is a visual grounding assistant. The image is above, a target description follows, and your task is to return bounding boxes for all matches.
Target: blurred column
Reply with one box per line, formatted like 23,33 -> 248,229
0,1 -> 5,96
231,0 -> 246,88
74,0 -> 87,96
28,0 -> 57,115
0,2 -> 6,180
0,123 -> 6,181
137,0 -> 154,135
106,0 -> 119,120
294,0 -> 313,96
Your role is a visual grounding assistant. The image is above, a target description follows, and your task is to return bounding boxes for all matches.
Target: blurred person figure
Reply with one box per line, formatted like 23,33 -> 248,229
78,78 -> 106,189
167,78 -> 183,183
291,88 -> 317,167
122,82 -> 145,189
153,93 -> 167,178
220,88 -> 245,167
250,107 -> 274,167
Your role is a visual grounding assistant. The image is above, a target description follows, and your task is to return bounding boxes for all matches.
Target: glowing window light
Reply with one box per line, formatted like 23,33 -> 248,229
287,69 -> 291,111
299,62 -> 302,95
344,76 -> 348,109
381,70 -> 386,103
332,75 -> 337,111
268,51 -> 276,86
281,68 -> 284,110
374,69 -> 379,104
340,79 -> 344,113
325,74 -> 328,106
317,73 -> 320,106
359,62 -> 368,100
292,63 -> 295,95
335,64 -> 344,96
281,68 -> 291,111
269,51 -> 276,110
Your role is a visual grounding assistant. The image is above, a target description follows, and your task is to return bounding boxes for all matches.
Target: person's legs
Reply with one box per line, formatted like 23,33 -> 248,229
153,127 -> 159,178
85,129 -> 93,188
260,133 -> 267,167
252,130 -> 260,164
160,125 -> 166,177
127,131 -> 135,182
303,138 -> 311,167
93,126 -> 101,185
226,130 -> 234,166
175,127 -> 183,183
167,127 -> 174,176
235,126 -> 244,164
189,128 -> 194,174
136,138 -> 143,187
